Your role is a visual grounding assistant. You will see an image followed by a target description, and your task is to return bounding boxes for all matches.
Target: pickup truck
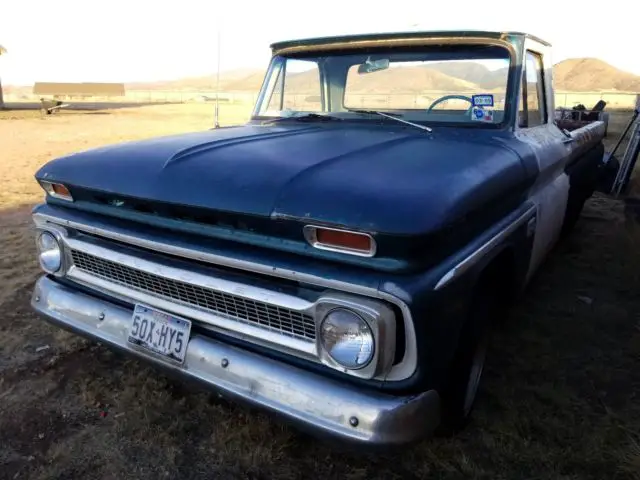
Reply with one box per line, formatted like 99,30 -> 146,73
30,30 -> 607,447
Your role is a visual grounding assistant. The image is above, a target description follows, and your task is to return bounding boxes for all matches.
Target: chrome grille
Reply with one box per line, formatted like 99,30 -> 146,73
70,250 -> 316,341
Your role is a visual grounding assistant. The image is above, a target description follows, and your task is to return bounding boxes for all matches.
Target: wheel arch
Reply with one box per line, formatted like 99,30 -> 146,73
473,245 -> 518,300
434,245 -> 519,434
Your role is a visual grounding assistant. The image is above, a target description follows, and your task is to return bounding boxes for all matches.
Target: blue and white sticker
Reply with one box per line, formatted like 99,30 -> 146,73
471,106 -> 494,122
472,94 -> 494,107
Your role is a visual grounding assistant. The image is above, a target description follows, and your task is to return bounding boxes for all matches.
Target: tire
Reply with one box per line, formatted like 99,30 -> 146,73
436,285 -> 494,436
561,189 -> 587,238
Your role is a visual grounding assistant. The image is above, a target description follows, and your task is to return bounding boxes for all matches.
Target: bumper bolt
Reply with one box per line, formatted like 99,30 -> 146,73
98,313 -> 105,321
221,358 -> 229,368
349,416 -> 359,427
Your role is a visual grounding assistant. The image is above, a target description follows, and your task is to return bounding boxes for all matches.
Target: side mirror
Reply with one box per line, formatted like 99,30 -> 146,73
358,57 -> 390,74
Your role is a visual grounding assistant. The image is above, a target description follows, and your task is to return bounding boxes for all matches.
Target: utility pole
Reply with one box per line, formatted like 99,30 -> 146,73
0,45 -> 7,110
214,30 -> 221,128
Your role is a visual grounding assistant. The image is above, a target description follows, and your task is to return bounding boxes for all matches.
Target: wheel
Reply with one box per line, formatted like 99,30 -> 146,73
560,193 -> 586,237
436,284 -> 495,435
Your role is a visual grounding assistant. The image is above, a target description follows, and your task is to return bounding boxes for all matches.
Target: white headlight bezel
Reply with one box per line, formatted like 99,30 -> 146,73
315,293 -> 396,380
35,229 -> 67,275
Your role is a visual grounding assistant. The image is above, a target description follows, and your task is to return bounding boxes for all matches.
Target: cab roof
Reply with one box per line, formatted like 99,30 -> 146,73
270,30 -> 551,52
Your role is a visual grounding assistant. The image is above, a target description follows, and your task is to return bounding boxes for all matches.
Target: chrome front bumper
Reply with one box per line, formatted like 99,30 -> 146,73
31,276 -> 440,446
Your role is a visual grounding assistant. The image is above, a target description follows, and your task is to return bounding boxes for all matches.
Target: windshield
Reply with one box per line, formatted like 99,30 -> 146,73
253,45 -> 511,126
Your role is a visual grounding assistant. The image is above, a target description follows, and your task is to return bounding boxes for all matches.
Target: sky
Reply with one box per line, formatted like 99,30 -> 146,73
1,0 -> 638,85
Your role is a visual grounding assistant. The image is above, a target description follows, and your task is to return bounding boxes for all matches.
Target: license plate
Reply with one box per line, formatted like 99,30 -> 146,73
127,304 -> 192,364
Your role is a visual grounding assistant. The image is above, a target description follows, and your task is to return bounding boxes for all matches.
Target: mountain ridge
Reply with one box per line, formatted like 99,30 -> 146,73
4,58 -> 638,94
122,58 -> 640,93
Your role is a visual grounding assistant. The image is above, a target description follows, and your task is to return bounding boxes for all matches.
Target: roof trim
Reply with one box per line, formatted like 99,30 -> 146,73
270,30 -> 550,53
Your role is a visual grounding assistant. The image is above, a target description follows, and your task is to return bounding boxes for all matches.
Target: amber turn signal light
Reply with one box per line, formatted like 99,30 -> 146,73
303,226 -> 376,257
39,181 -> 74,201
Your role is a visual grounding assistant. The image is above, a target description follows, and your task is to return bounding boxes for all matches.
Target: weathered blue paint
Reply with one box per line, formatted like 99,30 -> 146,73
35,124 -> 530,234
29,30 -> 611,443
31,200 -> 535,394
36,123 -> 542,273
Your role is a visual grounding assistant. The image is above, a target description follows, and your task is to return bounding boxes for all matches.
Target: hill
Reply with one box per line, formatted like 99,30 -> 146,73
127,58 -> 640,94
126,68 -> 266,92
426,62 -> 508,89
553,58 -> 640,92
287,65 -> 480,94
6,58 -> 639,95
125,65 -> 483,95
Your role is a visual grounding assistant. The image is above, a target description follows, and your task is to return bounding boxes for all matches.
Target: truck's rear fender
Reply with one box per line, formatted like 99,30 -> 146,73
563,121 -> 607,198
560,121 -> 606,232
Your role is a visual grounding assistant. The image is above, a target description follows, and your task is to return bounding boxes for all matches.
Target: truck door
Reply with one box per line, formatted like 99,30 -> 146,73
515,42 -> 573,283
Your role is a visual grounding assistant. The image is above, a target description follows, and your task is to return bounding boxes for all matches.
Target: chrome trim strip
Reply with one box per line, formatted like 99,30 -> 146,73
32,209 -> 418,382
52,230 -> 398,377
69,268 -> 319,359
434,205 -> 537,291
64,237 -> 318,358
65,236 -> 314,312
303,225 -> 377,258
31,276 -> 440,446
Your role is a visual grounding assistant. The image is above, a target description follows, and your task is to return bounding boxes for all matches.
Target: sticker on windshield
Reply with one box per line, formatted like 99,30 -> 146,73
471,106 -> 494,122
472,94 -> 494,107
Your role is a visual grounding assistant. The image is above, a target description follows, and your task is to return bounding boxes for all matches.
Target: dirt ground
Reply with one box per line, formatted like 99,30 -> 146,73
0,105 -> 639,480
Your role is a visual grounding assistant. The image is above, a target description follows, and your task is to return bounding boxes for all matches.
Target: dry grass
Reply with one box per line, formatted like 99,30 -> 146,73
0,103 -> 250,306
0,104 -> 639,479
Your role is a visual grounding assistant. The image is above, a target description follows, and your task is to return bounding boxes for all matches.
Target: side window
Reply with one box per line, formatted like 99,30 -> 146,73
519,51 -> 547,127
266,59 -> 322,112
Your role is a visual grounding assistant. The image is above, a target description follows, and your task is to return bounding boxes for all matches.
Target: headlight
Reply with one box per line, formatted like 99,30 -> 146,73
320,308 -> 374,369
36,231 -> 62,273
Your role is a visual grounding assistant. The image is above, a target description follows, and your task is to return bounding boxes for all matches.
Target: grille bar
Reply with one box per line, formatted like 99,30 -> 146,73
70,249 -> 316,341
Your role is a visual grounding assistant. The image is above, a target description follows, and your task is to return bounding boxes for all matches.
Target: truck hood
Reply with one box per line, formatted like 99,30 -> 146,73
36,123 -> 528,236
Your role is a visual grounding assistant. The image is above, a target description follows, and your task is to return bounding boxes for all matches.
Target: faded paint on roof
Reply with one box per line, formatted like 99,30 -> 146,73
270,30 -> 551,52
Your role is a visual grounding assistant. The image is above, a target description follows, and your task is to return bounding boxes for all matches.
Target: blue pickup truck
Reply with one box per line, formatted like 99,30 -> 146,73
30,31 -> 607,446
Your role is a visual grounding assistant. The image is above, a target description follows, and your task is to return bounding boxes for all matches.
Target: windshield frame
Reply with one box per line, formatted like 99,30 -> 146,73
251,40 -> 518,130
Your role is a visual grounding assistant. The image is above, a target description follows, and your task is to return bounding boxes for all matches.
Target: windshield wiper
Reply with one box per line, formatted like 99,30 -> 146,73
261,113 -> 342,124
347,109 -> 433,133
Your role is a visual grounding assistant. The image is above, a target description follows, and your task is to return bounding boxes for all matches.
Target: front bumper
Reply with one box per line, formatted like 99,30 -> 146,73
31,276 -> 441,447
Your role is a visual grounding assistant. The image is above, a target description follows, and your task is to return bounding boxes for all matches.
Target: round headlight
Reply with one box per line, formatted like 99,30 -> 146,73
37,231 -> 62,273
320,308 -> 374,369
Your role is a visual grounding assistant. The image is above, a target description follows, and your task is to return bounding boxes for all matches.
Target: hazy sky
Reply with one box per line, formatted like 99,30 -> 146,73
2,0 -> 638,85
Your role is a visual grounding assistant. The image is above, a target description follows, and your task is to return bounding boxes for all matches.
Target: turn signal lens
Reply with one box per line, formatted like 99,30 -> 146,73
40,181 -> 73,201
52,183 -> 71,197
316,229 -> 371,251
303,226 -> 376,257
